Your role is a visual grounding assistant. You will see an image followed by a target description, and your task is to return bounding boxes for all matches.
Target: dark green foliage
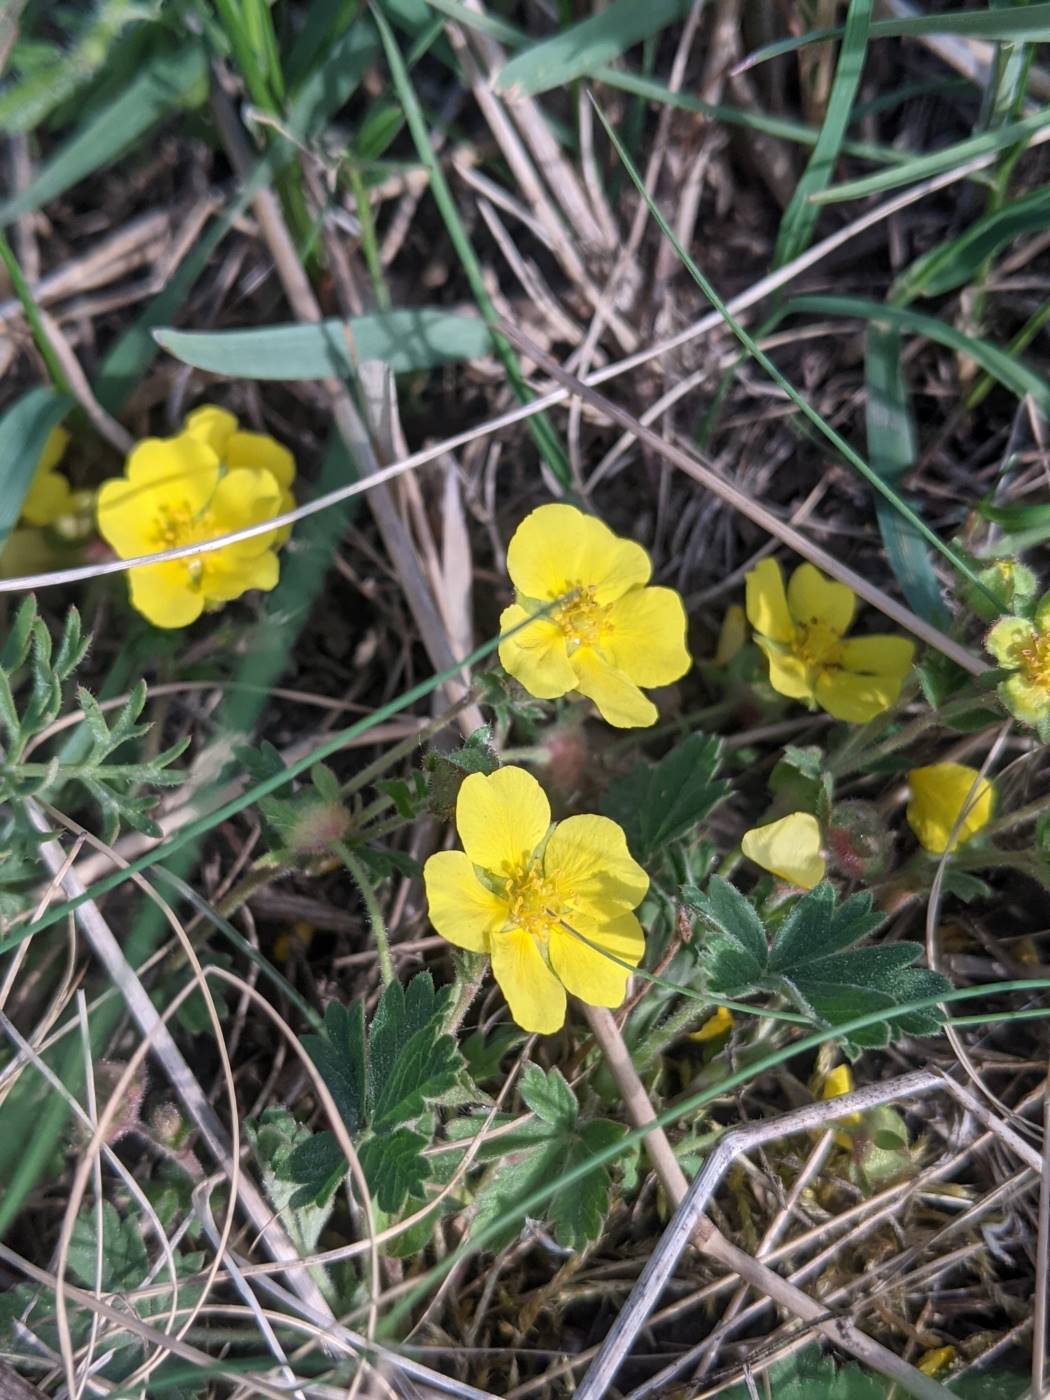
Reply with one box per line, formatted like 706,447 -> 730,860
601,733 -> 730,863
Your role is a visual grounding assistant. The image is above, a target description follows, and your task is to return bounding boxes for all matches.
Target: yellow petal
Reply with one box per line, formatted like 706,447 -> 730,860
204,548 -> 280,601
127,561 -> 204,629
208,467 -> 281,558
498,603 -> 577,698
423,850 -> 508,952
745,559 -> 794,643
906,762 -> 994,855
38,426 -> 70,474
839,634 -> 915,678
491,927 -> 566,1033
986,615 -> 1037,668
814,668 -> 902,722
456,766 -> 551,877
787,563 -> 856,637
741,812 -> 825,888
570,646 -> 657,728
917,1348 -> 955,1378
549,910 -> 644,1009
225,429 -> 296,488
603,586 -> 691,686
125,435 -> 220,511
544,814 -> 648,917
714,604 -> 747,665
821,1063 -> 854,1100
183,405 -> 238,455
507,503 -> 650,605
690,1005 -> 734,1043
754,635 -> 813,701
96,478 -> 157,555
1001,672 -> 1050,724
21,468 -> 72,527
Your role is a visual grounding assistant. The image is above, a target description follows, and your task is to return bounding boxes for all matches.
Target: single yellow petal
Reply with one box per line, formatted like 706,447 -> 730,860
38,426 -> 70,474
787,562 -> 856,637
754,635 -> 813,701
906,762 -> 994,855
741,812 -> 825,889
204,548 -> 280,601
96,477 -> 158,556
225,429 -> 296,489
208,467 -> 281,558
549,910 -> 644,1009
506,503 -> 650,605
423,850 -> 508,952
124,435 -> 220,512
714,604 -> 748,665
183,405 -> 238,455
498,603 -> 577,699
127,561 -> 204,629
745,559 -> 794,643
1001,672 -> 1050,724
821,1064 -> 854,1100
690,1005 -> 734,1043
814,667 -> 902,722
456,766 -> 551,876
570,646 -> 657,728
491,927 -> 566,1033
21,468 -> 72,527
603,586 -> 691,687
917,1348 -> 955,1378
544,814 -> 649,917
838,634 -> 915,679
986,615 -> 1037,669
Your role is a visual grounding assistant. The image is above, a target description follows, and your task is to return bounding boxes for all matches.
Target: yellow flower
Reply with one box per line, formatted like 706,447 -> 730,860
423,765 -> 648,1033
820,1062 -> 862,1148
987,596 -> 1050,737
689,1005 -> 734,1043
906,762 -> 994,855
184,404 -> 296,540
97,433 -> 283,629
21,427 -> 73,526
917,1347 -> 955,1378
498,503 -> 690,728
745,559 -> 914,722
741,811 -> 825,889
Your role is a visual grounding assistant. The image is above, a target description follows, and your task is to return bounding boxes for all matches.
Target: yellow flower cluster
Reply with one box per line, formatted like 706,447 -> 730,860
96,405 -> 295,629
423,766 -> 648,1034
987,595 -> 1050,739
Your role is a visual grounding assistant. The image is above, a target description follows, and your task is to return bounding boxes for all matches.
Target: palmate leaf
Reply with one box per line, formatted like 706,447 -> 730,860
688,880 -> 950,1052
601,733 -> 730,863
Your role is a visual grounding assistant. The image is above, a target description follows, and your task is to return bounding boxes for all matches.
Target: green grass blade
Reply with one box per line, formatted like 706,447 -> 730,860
590,99 -> 995,606
774,0 -> 872,267
0,41 -> 208,226
153,309 -> 492,378
494,0 -> 692,98
785,294 -> 1050,415
0,388 -> 74,548
0,232 -> 74,395
891,185 -> 1050,302
369,1 -> 571,487
811,104 -> 1050,205
865,324 -> 949,626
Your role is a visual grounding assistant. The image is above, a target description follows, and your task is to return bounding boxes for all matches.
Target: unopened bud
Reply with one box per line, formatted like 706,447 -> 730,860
826,800 -> 893,881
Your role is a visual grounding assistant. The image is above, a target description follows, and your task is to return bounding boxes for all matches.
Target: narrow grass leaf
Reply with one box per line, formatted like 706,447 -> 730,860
0,42 -> 208,226
154,309 -> 492,379
891,186 -> 1050,302
0,388 -> 74,548
865,324 -> 949,626
786,294 -> 1050,416
774,0 -> 872,268
590,99 -> 993,602
495,0 -> 692,98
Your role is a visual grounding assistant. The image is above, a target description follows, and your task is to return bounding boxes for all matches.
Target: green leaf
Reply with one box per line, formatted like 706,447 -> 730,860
518,1064 -> 577,1131
720,1344 -> 886,1399
684,876 -> 768,990
601,734 -> 730,863
248,1109 -> 341,1246
367,972 -> 453,1115
302,1000 -> 368,1136
153,308 -> 493,380
0,42 -> 208,225
0,388 -> 74,548
548,1119 -> 627,1251
359,1126 -> 430,1212
494,0 -> 692,98
67,1201 -> 148,1291
370,1022 -> 461,1132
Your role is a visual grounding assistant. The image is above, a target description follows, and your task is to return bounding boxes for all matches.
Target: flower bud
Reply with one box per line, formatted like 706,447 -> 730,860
826,800 -> 893,880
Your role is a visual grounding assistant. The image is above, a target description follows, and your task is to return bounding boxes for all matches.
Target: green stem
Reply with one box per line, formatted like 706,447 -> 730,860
333,839 -> 394,985
442,952 -> 488,1036
347,164 -> 390,308
0,232 -> 74,395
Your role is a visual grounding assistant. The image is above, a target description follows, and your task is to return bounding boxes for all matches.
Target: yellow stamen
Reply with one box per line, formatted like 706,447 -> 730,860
554,585 -> 610,650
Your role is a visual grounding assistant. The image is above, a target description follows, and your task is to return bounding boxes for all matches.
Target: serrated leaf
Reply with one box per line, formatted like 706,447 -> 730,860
367,972 -> 452,1114
601,734 -> 730,862
549,1119 -> 626,1250
247,1109 -> 340,1252
283,1131 -> 348,1210
685,876 -> 768,989
370,1022 -> 460,1132
302,1000 -> 367,1136
518,1064 -> 577,1131
359,1126 -> 429,1212
67,1201 -> 148,1291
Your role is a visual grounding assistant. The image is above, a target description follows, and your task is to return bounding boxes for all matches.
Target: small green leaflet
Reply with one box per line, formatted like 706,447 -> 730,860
246,1109 -> 341,1250
719,1345 -> 886,1399
601,733 -> 730,863
686,879 -> 950,1051
473,1065 -> 627,1251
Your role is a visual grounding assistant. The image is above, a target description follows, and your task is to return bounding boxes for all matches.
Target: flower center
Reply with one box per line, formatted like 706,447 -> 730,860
554,585 -> 609,650
1019,629 -> 1050,689
794,618 -> 843,671
150,501 -> 216,590
505,861 -> 565,945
